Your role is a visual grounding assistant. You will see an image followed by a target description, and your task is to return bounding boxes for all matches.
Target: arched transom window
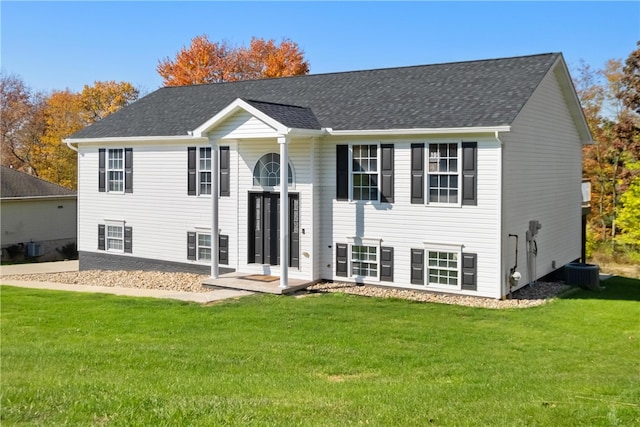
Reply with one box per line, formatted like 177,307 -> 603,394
253,153 -> 293,187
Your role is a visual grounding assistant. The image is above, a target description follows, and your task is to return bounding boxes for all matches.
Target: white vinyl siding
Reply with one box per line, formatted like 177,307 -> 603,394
501,66 -> 583,291
321,136 -> 501,298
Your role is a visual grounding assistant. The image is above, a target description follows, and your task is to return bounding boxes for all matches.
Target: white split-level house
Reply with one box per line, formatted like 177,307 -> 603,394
64,53 -> 591,299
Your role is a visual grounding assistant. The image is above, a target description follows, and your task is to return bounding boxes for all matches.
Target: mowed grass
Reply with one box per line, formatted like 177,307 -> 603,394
1,278 -> 639,426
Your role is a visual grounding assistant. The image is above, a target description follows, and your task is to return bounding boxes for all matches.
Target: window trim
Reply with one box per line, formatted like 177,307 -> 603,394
346,237 -> 382,281
197,232 -> 212,261
198,147 -> 212,196
106,148 -> 125,193
351,144 -> 379,202
423,242 -> 463,291
104,220 -> 125,253
252,152 -> 295,191
426,142 -> 462,206
337,143 -> 395,204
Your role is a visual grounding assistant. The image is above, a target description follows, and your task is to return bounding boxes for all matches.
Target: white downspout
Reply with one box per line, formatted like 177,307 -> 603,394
495,131 -> 505,299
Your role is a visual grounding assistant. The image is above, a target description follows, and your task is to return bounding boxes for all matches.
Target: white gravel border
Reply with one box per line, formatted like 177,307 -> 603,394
2,270 -> 571,309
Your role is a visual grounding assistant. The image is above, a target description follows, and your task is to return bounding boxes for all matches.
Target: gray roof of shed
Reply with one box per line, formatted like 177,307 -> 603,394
0,166 -> 76,198
70,53 -> 561,139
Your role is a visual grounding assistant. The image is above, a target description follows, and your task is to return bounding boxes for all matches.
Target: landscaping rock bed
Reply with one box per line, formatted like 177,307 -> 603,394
2,270 -> 212,293
306,281 -> 571,309
3,269 -> 571,308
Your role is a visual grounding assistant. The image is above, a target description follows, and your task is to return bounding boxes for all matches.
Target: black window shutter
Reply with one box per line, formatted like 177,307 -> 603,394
124,226 -> 133,253
380,144 -> 394,203
187,232 -> 196,260
219,234 -> 229,265
124,148 -> 133,193
411,144 -> 424,204
219,146 -> 230,197
462,142 -> 477,206
410,249 -> 424,285
187,147 -> 197,196
461,252 -> 478,291
98,224 -> 105,250
336,145 -> 349,201
98,149 -> 106,192
380,246 -> 394,282
335,243 -> 348,277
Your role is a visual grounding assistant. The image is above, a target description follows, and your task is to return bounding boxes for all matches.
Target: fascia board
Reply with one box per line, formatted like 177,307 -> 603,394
192,98 -> 288,137
551,57 -> 594,145
63,135 -> 208,145
326,126 -> 511,137
1,195 -> 77,202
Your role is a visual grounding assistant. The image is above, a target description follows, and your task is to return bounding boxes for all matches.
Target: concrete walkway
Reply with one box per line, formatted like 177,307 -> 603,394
1,261 -> 253,303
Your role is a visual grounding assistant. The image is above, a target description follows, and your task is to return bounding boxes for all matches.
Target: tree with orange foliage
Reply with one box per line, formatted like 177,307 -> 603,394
2,79 -> 139,189
575,46 -> 640,247
157,35 -> 309,86
236,37 -> 310,80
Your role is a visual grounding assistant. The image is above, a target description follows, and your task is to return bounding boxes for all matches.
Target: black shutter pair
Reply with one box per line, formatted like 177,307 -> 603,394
335,243 -> 394,282
411,142 -> 477,205
188,146 -> 230,196
410,249 -> 477,290
336,145 -> 394,202
98,148 -> 132,192
187,232 -> 228,264
97,224 -> 132,253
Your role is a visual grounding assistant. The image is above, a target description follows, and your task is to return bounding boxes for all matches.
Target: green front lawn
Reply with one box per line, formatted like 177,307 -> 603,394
1,278 -> 639,426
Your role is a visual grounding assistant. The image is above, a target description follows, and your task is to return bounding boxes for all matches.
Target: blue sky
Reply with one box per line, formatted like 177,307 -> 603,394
2,1 -> 638,94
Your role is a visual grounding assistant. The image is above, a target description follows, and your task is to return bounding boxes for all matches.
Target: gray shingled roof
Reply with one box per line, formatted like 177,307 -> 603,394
0,166 -> 76,198
69,53 -> 561,139
243,99 -> 322,130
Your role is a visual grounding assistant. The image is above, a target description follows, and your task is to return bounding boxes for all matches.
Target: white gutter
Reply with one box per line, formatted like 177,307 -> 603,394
63,135 -> 209,147
326,125 -> 511,137
2,195 -> 76,202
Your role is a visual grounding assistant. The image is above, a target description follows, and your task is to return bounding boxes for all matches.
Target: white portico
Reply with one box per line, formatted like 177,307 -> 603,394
192,98 -> 324,290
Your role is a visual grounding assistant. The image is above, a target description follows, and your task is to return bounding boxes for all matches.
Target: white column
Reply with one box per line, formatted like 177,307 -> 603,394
211,138 -> 219,278
278,135 -> 289,289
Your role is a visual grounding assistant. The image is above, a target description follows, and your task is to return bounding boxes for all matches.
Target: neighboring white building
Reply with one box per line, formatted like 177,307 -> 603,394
65,53 -> 591,299
1,166 -> 77,261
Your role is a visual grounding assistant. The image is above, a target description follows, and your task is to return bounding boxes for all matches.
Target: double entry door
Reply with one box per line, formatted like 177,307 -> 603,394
248,192 -> 299,268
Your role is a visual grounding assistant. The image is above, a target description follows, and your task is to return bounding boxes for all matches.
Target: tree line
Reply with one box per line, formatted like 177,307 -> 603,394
1,36 -> 638,254
1,36 -> 308,188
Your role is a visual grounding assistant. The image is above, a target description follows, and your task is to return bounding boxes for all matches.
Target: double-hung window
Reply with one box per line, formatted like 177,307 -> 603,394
106,225 -> 124,251
427,250 -> 459,286
411,244 -> 477,291
107,149 -> 124,192
412,142 -> 477,206
98,222 -> 132,253
428,143 -> 459,204
336,144 -> 394,203
352,145 -> 378,201
99,148 -> 132,193
199,147 -> 212,195
197,233 -> 212,260
351,245 -> 378,277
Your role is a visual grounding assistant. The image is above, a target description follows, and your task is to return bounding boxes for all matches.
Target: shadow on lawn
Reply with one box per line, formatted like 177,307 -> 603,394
560,276 -> 640,302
